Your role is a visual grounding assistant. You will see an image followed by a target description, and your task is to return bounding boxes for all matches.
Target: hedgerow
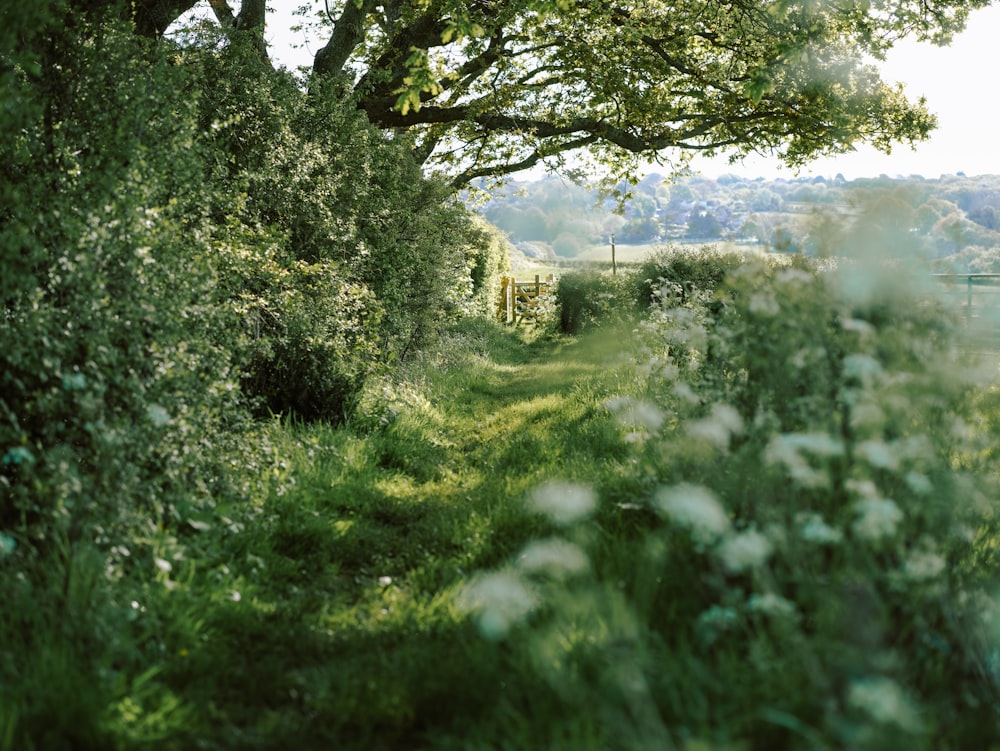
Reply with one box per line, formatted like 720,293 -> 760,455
0,9 -> 507,743
468,251 -> 1000,748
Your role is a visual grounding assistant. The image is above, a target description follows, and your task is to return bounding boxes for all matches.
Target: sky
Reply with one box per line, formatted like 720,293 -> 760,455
263,2 -> 1000,181
690,4 -> 1000,180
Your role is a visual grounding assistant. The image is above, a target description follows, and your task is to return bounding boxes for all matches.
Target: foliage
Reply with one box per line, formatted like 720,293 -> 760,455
629,245 -> 754,309
107,0 -> 991,185
0,11 -> 508,748
189,44 -> 505,370
467,253 -> 1000,749
554,271 -> 636,334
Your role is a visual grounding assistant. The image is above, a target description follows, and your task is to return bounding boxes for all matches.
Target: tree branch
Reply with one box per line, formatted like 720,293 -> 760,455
208,0 -> 236,28
314,0 -> 379,77
129,0 -> 199,36
449,134 -> 599,186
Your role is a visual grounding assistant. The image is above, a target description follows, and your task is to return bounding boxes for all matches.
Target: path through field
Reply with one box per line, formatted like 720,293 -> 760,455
161,322 -> 643,750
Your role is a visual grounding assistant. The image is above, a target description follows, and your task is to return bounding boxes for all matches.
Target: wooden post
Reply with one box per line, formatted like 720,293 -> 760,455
611,233 -> 617,276
968,274 -> 973,323
507,276 -> 515,324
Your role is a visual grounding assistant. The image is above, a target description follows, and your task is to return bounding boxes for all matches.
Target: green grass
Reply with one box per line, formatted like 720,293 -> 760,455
51,317 -> 646,750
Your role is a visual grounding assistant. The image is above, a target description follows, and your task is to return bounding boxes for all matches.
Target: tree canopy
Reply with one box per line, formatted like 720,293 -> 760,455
71,0 -> 989,184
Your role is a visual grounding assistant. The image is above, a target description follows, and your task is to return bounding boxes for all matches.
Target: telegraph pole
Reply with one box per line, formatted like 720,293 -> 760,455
611,233 -> 617,276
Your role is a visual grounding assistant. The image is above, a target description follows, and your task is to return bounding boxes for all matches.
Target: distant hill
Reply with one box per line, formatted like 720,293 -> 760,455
472,173 -> 1000,271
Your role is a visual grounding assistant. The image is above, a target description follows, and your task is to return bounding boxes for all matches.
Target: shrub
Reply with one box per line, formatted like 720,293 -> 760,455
554,271 -> 635,334
465,255 -> 1000,748
629,245 -> 752,309
189,54 -> 506,366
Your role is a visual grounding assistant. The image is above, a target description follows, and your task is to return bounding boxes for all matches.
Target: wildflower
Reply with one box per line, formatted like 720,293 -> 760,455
697,605 -> 740,643
905,471 -> 933,495
902,550 -> 945,581
655,483 -> 730,544
849,402 -> 886,433
796,512 -> 843,545
697,604 -> 740,630
847,677 -> 922,732
528,481 -> 597,526
748,291 -> 780,315
841,317 -> 875,336
852,497 -> 904,541
458,571 -> 537,640
747,592 -> 796,619
516,538 -> 589,579
776,268 -> 813,286
0,532 -> 15,559
856,439 -> 899,470
717,529 -> 772,573
842,353 -> 883,385
147,403 -> 172,427
764,432 -> 842,488
604,396 -> 666,435
686,403 -> 743,450
846,478 -> 879,499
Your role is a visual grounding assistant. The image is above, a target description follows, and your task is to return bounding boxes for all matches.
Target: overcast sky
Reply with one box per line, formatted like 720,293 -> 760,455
265,3 -> 1000,181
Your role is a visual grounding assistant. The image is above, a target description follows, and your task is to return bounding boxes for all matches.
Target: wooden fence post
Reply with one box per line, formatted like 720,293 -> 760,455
967,274 -> 973,323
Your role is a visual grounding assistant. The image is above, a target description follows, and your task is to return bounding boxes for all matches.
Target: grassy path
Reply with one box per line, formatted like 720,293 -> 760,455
145,320 -> 644,750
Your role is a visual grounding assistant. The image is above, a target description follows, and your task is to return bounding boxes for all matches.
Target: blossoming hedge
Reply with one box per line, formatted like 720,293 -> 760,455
466,250 -> 1000,748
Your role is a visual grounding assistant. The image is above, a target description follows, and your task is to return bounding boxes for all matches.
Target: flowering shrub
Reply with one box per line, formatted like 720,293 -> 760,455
463,253 -> 1000,748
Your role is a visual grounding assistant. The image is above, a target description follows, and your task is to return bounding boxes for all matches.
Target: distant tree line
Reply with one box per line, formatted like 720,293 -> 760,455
476,172 -> 1000,270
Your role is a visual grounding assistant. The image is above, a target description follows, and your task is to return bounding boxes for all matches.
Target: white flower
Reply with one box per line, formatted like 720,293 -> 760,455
458,571 -> 537,640
697,605 -> 740,642
717,530 -> 772,573
0,532 -> 15,558
841,317 -> 875,336
905,472 -> 933,495
764,432 -> 843,488
842,353 -> 883,384
147,403 -> 172,427
748,291 -> 780,315
902,550 -> 945,581
655,484 -> 730,544
776,268 -> 813,286
516,538 -> 590,578
604,396 -> 665,432
686,403 -> 743,450
796,512 -> 843,544
847,677 -> 922,732
528,481 -> 597,526
856,439 -> 899,470
852,497 -> 904,541
849,402 -> 886,433
747,592 -> 796,619
846,478 -> 879,498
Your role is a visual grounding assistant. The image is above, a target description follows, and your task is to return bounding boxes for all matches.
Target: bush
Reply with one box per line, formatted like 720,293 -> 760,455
465,256 -> 1000,748
554,271 -> 635,334
221,244 -> 381,421
629,245 -> 752,309
189,54 -> 506,367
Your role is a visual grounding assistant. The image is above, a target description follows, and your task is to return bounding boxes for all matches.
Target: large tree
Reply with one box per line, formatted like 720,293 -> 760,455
108,0 -> 987,185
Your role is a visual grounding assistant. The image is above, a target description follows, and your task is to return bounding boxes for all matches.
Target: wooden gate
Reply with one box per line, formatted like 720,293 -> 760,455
498,274 -> 555,324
